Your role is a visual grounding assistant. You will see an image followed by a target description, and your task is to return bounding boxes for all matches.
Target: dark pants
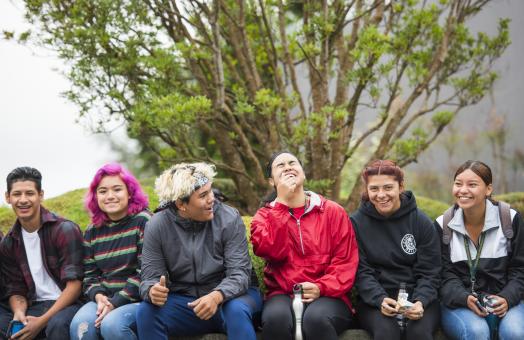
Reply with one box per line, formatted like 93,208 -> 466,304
0,300 -> 81,340
261,294 -> 353,340
356,299 -> 440,340
136,287 -> 263,340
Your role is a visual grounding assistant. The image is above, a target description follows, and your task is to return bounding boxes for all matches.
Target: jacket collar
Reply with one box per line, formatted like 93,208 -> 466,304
269,191 -> 324,213
448,199 -> 500,236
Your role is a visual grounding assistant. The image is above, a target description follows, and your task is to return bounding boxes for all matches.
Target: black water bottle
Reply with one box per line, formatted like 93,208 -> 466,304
396,282 -> 408,338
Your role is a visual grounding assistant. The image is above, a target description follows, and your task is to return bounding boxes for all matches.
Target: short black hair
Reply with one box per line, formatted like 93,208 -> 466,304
6,167 -> 43,193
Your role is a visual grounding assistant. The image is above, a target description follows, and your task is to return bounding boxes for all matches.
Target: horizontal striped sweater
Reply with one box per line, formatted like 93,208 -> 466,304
83,210 -> 151,307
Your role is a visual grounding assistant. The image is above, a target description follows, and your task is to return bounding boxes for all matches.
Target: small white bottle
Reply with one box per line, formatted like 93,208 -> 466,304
292,284 -> 304,340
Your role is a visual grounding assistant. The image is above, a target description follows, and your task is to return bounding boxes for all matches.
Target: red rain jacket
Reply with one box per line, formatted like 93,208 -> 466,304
251,192 -> 359,308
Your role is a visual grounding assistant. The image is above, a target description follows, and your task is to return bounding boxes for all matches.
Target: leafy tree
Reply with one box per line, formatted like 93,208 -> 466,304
13,0 -> 509,213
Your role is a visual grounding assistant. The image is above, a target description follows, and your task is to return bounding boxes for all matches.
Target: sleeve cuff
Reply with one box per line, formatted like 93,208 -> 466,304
87,287 -> 108,302
109,293 -> 130,308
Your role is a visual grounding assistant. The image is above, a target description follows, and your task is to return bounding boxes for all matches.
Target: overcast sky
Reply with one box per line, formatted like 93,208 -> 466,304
0,1 -> 118,203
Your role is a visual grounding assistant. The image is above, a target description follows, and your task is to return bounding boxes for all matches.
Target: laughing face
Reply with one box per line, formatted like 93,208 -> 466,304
269,153 -> 306,191
453,169 -> 492,211
5,180 -> 44,229
366,174 -> 404,217
178,182 -> 215,222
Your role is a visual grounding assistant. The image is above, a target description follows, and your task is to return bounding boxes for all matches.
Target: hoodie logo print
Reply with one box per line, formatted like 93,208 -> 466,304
401,234 -> 417,255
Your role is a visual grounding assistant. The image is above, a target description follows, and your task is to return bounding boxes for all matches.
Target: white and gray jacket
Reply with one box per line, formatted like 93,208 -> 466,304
140,201 -> 256,302
436,200 -> 524,308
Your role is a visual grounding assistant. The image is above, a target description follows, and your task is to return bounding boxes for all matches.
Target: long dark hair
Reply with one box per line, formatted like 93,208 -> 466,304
454,160 -> 495,202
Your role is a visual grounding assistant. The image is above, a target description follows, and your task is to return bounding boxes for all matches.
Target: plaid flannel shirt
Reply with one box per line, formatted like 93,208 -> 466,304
0,207 -> 84,302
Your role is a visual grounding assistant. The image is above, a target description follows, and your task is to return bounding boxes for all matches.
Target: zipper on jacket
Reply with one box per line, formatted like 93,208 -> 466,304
289,212 -> 306,255
191,228 -> 200,297
296,219 -> 305,255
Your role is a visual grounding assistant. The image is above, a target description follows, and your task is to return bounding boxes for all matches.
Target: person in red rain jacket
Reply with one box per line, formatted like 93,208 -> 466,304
251,151 -> 358,340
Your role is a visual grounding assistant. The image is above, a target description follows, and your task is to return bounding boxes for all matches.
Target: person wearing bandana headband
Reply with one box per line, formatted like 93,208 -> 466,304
136,162 -> 262,340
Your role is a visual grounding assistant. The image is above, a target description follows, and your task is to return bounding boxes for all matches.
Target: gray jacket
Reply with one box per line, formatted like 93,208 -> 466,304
140,201 -> 255,302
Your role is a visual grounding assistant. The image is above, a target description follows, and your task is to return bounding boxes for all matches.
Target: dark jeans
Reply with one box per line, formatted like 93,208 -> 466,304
261,294 -> 353,340
0,300 -> 81,340
136,287 -> 263,340
356,299 -> 440,340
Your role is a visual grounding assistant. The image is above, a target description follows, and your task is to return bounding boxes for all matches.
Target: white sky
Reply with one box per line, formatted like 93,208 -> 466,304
0,1 -> 119,203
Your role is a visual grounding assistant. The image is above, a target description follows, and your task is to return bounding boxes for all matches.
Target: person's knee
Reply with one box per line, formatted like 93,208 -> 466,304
302,311 -> 331,331
262,306 -> 292,329
499,322 -> 524,340
406,322 -> 433,339
465,320 -> 490,339
136,302 -> 155,325
362,316 -> 399,339
100,319 -> 122,339
70,318 -> 93,340
46,313 -> 72,339
223,298 -> 251,319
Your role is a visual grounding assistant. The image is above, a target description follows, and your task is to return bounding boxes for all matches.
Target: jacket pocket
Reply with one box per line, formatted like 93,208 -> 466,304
293,253 -> 330,267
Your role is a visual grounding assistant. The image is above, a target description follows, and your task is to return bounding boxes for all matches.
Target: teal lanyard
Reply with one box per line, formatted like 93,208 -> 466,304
463,232 -> 486,294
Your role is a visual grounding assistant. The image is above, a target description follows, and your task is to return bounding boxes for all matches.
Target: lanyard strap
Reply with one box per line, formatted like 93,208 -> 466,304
463,232 -> 486,293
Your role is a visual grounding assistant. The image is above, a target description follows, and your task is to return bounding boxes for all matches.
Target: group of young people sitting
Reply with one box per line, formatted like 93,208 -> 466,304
0,151 -> 522,340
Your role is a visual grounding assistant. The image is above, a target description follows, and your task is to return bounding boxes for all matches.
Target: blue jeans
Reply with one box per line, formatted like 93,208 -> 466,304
441,302 -> 524,340
69,301 -> 139,340
0,300 -> 80,340
136,287 -> 263,340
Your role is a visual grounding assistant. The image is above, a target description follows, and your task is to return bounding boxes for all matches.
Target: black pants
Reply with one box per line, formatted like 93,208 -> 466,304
261,294 -> 353,340
356,299 -> 440,340
0,300 -> 81,340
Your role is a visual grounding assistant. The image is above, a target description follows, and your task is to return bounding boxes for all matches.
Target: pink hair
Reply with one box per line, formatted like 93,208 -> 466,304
85,163 -> 149,226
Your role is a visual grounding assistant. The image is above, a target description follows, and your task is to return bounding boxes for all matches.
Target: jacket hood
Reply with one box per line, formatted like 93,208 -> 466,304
358,190 -> 417,221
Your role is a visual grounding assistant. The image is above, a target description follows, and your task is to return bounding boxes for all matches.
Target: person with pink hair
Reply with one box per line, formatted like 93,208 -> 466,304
70,163 -> 151,340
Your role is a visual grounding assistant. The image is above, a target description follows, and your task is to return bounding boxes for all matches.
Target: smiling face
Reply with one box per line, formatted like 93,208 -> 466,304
5,180 -> 44,229
453,169 -> 492,211
177,182 -> 215,222
96,175 -> 130,222
268,153 -> 306,190
366,174 -> 404,217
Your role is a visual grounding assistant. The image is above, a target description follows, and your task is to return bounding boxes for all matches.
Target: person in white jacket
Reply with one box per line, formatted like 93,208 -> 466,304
438,160 -> 524,340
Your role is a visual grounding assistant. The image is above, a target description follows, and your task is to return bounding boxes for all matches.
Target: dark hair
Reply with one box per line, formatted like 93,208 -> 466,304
454,160 -> 492,186
265,150 -> 298,178
360,160 -> 404,201
6,167 -> 42,193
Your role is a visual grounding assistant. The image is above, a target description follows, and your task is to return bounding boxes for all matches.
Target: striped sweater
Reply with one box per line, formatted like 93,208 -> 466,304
83,210 -> 151,307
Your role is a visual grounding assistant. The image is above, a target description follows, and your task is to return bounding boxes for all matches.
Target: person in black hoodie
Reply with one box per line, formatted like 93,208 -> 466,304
351,160 -> 441,340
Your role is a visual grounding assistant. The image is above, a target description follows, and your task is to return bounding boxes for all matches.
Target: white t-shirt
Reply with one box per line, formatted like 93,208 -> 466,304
21,228 -> 62,301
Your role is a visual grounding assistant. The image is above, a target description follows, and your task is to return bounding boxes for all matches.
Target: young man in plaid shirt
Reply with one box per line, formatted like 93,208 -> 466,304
0,167 -> 84,339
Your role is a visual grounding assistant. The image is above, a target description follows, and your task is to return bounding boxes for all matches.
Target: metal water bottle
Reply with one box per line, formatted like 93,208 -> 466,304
396,282 -> 408,338
292,283 -> 304,340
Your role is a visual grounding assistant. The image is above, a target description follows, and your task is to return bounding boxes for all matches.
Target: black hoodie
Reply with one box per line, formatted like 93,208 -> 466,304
350,191 -> 441,308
